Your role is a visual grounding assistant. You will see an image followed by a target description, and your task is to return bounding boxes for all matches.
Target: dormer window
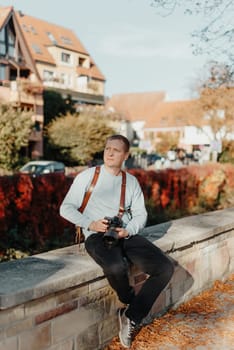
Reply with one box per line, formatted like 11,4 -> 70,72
160,116 -> 168,126
176,116 -> 183,124
30,25 -> 37,35
46,32 -> 57,45
22,24 -> 30,32
32,43 -> 42,54
61,36 -> 72,45
78,57 -> 86,67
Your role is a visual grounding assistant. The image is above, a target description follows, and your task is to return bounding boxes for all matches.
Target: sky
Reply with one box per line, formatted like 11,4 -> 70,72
3,0 -> 211,101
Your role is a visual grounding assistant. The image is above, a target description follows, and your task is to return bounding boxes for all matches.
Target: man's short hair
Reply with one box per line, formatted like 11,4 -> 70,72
106,134 -> 130,152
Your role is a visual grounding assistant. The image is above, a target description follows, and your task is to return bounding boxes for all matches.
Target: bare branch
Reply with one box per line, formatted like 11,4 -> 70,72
151,0 -> 234,65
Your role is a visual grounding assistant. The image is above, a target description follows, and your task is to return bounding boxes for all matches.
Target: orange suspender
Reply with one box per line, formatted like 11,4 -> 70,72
78,166 -> 101,214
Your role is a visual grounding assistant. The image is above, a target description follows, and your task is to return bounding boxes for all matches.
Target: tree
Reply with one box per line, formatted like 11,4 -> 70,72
43,90 -> 76,126
151,0 -> 234,65
194,62 -> 234,138
43,90 -> 76,159
0,104 -> 33,170
175,61 -> 234,161
155,131 -> 180,155
46,111 -> 115,165
219,139 -> 234,163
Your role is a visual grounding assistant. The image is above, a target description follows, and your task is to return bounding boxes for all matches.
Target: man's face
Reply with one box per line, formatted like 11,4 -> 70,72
104,139 -> 129,169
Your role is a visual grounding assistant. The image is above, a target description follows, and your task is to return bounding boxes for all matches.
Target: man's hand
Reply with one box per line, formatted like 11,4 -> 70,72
88,219 -> 108,233
115,227 -> 130,239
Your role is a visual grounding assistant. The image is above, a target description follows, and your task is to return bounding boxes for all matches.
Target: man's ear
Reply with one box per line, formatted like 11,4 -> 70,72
125,152 -> 130,161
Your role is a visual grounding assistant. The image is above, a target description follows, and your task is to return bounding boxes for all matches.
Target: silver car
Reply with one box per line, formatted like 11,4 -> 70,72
19,160 -> 65,176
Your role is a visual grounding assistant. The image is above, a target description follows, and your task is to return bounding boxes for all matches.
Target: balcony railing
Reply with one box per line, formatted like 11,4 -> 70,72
43,77 -> 104,97
17,79 -> 44,95
0,79 -> 43,106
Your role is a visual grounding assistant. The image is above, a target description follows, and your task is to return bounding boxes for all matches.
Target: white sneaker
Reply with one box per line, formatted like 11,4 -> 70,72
118,308 -> 136,348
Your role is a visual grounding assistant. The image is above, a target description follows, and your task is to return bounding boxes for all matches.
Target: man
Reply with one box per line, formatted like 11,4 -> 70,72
60,134 -> 174,348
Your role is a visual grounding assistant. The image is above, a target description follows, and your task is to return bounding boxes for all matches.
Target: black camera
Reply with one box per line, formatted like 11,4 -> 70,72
103,216 -> 123,247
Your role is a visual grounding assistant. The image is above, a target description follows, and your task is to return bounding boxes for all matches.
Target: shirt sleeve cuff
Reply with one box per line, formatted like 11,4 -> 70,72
77,217 -> 93,231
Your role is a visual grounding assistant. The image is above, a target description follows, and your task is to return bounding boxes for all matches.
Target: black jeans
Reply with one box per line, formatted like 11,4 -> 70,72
85,233 -> 174,324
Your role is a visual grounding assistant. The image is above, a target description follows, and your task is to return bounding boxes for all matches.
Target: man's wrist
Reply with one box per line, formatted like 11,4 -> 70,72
88,221 -> 94,231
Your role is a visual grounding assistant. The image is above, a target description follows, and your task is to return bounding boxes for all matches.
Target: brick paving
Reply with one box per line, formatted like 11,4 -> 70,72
105,274 -> 234,350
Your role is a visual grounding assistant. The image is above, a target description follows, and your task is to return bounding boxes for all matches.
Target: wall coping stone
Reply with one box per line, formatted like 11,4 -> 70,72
0,207 -> 233,310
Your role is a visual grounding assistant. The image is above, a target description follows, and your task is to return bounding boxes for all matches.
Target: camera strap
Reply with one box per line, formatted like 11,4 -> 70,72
118,170 -> 126,218
76,166 -> 101,246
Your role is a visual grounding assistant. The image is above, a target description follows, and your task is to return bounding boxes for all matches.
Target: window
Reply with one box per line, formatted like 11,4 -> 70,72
78,57 -> 86,67
77,76 -> 87,91
0,26 -> 16,58
43,70 -> 54,81
30,26 -> 37,35
61,36 -> 72,45
0,28 -> 6,56
32,43 -> 42,54
61,73 -> 71,86
176,116 -> 184,124
0,28 -> 5,41
0,64 -> 6,80
7,27 -> 15,58
22,24 -> 30,32
46,32 -> 57,45
61,52 -> 71,64
160,116 -> 168,126
61,73 -> 65,84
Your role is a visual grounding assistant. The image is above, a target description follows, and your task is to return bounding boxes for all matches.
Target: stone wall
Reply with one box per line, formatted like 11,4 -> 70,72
0,208 -> 233,350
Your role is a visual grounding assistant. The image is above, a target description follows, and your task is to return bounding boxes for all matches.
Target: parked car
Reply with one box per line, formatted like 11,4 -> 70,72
19,160 -> 65,176
146,153 -> 162,166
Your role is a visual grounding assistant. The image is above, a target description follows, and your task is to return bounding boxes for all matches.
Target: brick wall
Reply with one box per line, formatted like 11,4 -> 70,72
0,208 -> 233,350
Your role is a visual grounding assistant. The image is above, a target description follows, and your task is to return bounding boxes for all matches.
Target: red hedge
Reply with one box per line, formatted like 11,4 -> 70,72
0,163 -> 234,255
129,163 -> 234,215
0,173 -> 74,254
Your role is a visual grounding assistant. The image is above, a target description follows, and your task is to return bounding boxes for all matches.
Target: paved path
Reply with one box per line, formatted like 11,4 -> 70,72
105,275 -> 234,350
